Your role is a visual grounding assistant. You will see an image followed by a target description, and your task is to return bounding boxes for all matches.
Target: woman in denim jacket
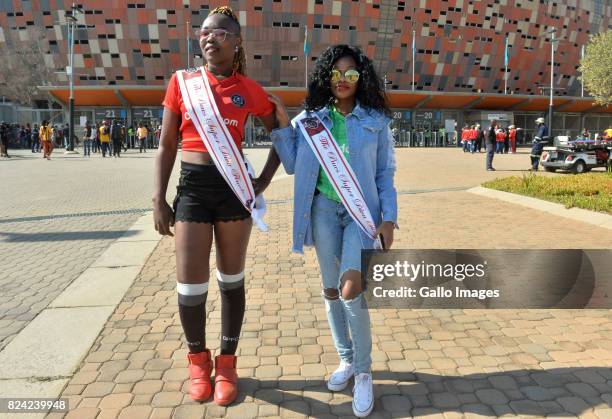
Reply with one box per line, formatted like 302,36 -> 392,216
269,45 -> 398,417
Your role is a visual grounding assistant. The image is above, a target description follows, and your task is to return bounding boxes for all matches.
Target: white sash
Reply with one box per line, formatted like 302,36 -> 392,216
177,67 -> 267,229
296,114 -> 382,249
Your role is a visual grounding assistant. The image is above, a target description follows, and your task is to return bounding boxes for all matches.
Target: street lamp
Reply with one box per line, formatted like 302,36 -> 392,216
547,27 -> 557,134
65,3 -> 84,153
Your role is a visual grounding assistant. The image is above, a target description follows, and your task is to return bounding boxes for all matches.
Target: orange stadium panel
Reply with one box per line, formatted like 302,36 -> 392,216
49,89 -> 122,107
119,89 -> 166,107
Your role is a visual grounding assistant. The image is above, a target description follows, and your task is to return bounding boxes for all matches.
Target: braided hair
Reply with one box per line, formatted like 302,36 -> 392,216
209,6 -> 246,75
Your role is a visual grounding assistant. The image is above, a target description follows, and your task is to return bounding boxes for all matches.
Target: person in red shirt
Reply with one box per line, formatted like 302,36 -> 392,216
461,125 -> 469,152
469,125 -> 477,153
495,126 -> 506,153
153,6 -> 280,406
508,125 -> 517,153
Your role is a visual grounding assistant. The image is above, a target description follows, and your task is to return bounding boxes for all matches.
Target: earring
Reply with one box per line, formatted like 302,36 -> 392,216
235,46 -> 239,52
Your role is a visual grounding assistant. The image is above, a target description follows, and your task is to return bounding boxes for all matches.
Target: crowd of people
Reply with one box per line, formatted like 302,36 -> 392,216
460,123 -> 520,154
0,120 -> 162,159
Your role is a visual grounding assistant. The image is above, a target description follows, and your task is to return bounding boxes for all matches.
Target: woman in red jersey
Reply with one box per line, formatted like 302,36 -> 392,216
152,6 -> 280,406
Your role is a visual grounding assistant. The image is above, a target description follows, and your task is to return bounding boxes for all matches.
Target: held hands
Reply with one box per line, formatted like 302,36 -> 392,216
268,94 -> 290,129
251,176 -> 271,196
153,199 -> 175,237
375,221 -> 395,250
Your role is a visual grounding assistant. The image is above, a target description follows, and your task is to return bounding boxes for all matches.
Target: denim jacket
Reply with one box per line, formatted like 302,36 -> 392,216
270,103 -> 398,254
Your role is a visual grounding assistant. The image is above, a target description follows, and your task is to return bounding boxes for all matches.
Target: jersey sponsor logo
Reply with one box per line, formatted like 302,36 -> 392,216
231,94 -> 245,108
184,112 -> 238,127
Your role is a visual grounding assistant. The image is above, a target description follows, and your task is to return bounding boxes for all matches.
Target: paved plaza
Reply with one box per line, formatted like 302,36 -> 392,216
1,146 -> 611,418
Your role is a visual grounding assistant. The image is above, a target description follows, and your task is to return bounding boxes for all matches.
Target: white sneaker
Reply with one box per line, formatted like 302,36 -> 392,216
327,360 -> 354,391
352,372 -> 374,417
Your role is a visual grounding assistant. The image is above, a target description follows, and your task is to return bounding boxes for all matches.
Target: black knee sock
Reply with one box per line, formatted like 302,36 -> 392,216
178,290 -> 208,354
218,279 -> 245,355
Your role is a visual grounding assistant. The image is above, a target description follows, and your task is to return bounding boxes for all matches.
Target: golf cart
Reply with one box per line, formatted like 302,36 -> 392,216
541,136 -> 611,174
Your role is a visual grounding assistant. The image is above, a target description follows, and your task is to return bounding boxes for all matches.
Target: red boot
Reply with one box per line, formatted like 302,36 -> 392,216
187,350 -> 213,402
214,355 -> 238,406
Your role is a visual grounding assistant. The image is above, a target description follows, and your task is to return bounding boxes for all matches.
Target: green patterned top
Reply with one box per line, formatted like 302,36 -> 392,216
316,106 -> 350,202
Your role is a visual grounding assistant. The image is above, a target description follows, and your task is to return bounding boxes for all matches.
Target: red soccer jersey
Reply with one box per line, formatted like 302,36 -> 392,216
162,67 -> 274,153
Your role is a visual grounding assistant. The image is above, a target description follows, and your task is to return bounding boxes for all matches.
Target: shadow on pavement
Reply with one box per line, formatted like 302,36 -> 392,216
0,229 -> 139,242
0,208 -> 150,224
202,367 -> 612,417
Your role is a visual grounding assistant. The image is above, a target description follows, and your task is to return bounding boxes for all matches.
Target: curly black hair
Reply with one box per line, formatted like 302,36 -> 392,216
304,44 -> 390,115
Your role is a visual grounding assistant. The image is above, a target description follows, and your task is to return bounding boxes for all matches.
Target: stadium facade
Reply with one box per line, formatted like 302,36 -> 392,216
0,0 -> 610,141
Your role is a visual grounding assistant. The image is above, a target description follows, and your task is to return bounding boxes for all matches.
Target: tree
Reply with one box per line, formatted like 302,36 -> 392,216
0,28 -> 54,106
579,30 -> 612,107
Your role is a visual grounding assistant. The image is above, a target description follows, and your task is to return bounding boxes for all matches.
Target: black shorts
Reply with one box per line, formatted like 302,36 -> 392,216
173,161 -> 251,224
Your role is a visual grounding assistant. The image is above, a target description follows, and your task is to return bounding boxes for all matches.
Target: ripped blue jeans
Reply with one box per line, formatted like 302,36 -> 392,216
312,193 -> 372,374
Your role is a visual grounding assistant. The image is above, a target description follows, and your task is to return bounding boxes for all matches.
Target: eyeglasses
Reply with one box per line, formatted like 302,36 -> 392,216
197,28 -> 237,42
330,69 -> 360,84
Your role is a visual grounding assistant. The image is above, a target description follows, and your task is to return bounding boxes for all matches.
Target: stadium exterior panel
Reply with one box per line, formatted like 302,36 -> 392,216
0,0 -> 610,139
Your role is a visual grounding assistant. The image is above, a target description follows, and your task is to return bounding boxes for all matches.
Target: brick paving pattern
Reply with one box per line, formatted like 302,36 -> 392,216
39,148 -> 612,418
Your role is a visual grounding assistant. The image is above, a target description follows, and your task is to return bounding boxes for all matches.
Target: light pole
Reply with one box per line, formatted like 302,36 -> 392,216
548,27 -> 556,134
65,3 -> 84,153
412,29 -> 416,92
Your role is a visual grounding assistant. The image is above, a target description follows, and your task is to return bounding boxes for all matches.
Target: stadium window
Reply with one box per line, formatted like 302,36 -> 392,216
156,76 -> 164,80
254,55 -> 262,60
280,81 -> 289,86
254,6 -> 262,11
315,0 -> 323,3
116,76 -> 124,80
373,4 -> 380,8
42,11 -> 51,15
137,76 -> 145,80
314,24 -> 321,28
273,22 -> 281,27
349,26 -> 356,30
111,53 -> 119,58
